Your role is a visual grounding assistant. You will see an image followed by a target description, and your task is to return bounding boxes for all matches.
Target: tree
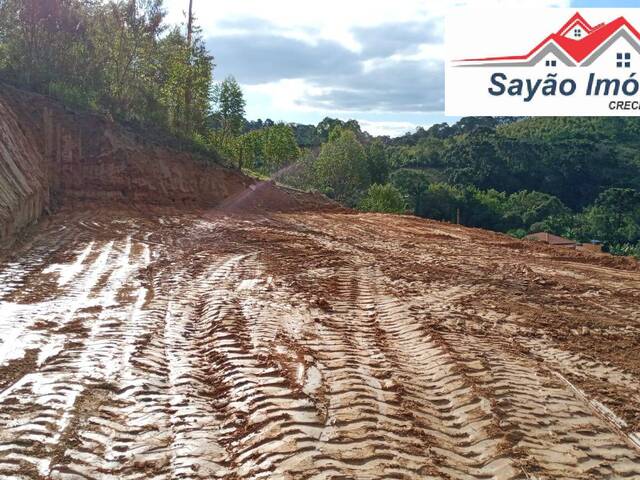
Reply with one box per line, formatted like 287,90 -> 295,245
358,184 -> 407,214
291,123 -> 321,147
0,0 -> 96,89
579,188 -> 640,245
157,26 -> 213,135
365,140 -> 389,185
262,123 -> 300,173
211,76 -> 246,159
505,191 -> 570,229
317,117 -> 364,143
230,124 -> 299,173
420,183 -> 465,223
89,0 -> 166,117
277,150 -> 317,191
315,128 -> 370,204
444,134 -> 511,191
184,0 -> 194,132
0,0 -> 215,143
390,169 -> 429,215
468,188 -> 511,231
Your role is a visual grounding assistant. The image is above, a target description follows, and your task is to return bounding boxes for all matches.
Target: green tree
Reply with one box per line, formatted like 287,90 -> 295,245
365,140 -> 389,185
505,191 -> 570,229
390,169 -> 429,215
232,130 -> 264,171
358,184 -> 407,214
88,0 -> 165,118
579,188 -> 640,244
468,188 -> 510,230
211,76 -> 246,153
277,150 -> 317,191
530,213 -> 580,239
317,117 -> 363,143
231,124 -> 300,173
421,183 -> 465,223
157,26 -> 214,135
0,0 -> 216,145
315,128 -> 370,204
262,123 -> 300,173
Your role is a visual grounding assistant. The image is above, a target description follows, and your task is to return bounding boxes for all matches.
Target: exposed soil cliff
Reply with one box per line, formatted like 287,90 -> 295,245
0,85 -> 334,244
0,91 -> 50,241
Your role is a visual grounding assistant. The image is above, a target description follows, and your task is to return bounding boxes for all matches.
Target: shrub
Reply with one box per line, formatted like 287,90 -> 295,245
358,184 -> 407,214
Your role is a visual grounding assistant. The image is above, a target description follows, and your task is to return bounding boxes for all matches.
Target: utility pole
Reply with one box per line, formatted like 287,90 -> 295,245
184,0 -> 194,134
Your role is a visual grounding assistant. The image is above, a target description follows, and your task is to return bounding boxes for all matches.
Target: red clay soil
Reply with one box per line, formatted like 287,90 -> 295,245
1,205 -> 639,479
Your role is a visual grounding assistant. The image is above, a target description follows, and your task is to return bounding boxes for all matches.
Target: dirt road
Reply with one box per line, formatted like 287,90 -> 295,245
1,206 -> 640,479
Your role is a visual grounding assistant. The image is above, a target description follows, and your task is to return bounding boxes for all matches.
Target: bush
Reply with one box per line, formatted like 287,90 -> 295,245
48,81 -> 98,111
315,128 -> 370,205
607,243 -> 640,259
358,184 -> 407,214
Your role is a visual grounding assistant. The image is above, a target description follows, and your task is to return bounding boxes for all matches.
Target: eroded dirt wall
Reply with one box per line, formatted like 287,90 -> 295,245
0,95 -> 50,243
0,84 -> 256,242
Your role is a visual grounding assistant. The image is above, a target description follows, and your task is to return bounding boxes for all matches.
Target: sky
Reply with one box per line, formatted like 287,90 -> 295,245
164,0 -> 638,136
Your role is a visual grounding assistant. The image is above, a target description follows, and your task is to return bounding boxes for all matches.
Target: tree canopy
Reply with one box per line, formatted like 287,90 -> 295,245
0,0 -> 213,141
315,128 -> 370,204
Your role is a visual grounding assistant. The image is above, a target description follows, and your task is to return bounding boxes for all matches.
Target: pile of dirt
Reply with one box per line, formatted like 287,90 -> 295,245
217,180 -> 339,213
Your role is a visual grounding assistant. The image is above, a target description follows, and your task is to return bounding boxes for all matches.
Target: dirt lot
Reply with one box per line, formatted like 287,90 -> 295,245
1,205 -> 639,479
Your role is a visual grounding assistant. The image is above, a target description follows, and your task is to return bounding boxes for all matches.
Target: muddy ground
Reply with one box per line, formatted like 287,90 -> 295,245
1,205 -> 639,479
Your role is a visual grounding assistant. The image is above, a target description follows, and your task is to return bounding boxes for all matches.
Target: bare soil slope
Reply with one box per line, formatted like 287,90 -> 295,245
1,205 -> 639,479
0,85 -> 334,245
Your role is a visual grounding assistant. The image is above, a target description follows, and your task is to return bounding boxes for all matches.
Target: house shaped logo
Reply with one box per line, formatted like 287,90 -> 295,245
454,12 -> 640,68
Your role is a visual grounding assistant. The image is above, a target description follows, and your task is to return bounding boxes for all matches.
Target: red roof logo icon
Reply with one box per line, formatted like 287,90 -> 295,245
456,12 -> 640,67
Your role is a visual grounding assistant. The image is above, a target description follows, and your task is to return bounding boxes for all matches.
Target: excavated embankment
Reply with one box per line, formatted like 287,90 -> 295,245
0,90 -> 51,241
0,84 -> 333,244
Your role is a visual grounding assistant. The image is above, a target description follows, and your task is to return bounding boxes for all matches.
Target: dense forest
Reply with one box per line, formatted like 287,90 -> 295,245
271,116 -> 640,258
1,1 -> 639,258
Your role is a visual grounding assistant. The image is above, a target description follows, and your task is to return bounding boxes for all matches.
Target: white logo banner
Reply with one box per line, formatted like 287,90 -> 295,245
445,8 -> 640,116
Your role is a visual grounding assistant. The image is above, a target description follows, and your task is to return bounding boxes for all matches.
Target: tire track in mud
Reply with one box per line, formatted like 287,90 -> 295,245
272,216 -> 638,478
350,268 -> 519,480
0,234 -> 152,478
234,260 -> 514,479
40,254 -> 237,479
199,254 -> 324,479
246,215 -> 640,479
288,266 -> 425,479
2,210 -> 640,479
465,298 -> 640,451
434,330 -> 640,479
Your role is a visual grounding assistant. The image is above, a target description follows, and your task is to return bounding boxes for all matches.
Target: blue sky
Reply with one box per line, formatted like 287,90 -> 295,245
164,0 -> 635,136
573,0 -> 637,6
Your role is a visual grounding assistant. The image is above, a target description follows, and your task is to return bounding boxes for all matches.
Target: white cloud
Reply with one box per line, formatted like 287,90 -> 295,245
165,0 -> 571,50
163,0 -> 572,135
244,79 -> 331,116
358,120 -> 420,137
